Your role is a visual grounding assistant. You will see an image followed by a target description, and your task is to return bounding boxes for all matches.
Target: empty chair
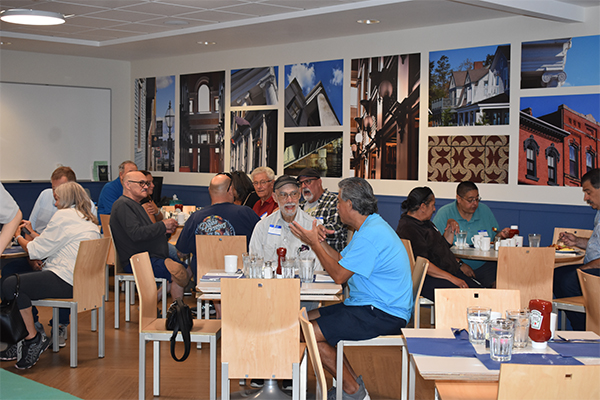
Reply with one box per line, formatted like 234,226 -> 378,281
299,308 -> 326,400
130,252 -> 221,400
578,268 -> 600,335
32,237 -> 110,368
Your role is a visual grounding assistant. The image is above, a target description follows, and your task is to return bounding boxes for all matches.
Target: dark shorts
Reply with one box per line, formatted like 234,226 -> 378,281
316,302 -> 407,347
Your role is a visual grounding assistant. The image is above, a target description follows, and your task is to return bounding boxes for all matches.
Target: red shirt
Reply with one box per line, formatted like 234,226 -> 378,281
253,196 -> 277,218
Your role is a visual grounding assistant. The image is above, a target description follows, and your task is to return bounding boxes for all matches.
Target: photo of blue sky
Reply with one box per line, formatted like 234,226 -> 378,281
285,59 -> 343,125
520,93 -> 600,121
155,75 -> 175,140
430,44 -> 506,71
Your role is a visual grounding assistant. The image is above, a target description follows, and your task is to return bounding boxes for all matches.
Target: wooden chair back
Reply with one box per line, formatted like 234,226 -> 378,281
401,238 -> 416,272
182,205 -> 196,213
497,364 -> 600,400
72,237 -> 111,312
221,279 -> 300,379
578,269 -> 600,335
299,308 -> 326,400
162,205 -> 175,213
412,257 -> 429,321
434,289 -> 521,329
552,227 -> 593,250
99,214 -> 115,266
129,252 -> 159,332
497,247 -> 555,308
195,235 -> 247,278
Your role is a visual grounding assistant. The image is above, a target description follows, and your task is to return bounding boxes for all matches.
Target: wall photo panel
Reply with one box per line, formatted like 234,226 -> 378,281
284,131 -> 342,177
231,66 -> 279,107
231,110 -> 278,175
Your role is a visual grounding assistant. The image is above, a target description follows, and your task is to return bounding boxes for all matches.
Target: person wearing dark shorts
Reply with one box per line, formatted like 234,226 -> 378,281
290,178 -> 412,400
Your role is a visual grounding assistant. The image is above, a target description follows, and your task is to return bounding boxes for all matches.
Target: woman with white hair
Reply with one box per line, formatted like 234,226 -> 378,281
1,182 -> 101,369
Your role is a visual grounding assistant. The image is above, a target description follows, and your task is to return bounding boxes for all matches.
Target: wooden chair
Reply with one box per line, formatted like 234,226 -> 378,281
101,215 -> 167,328
220,279 -> 306,400
335,257 -> 429,400
299,308 -> 326,400
578,269 -> 600,335
434,288 -> 521,329
31,237 -> 110,368
497,247 -> 554,308
195,235 -> 246,319
552,228 -> 592,329
401,239 -> 435,327
497,364 -> 600,400
100,214 -> 114,302
130,252 -> 221,400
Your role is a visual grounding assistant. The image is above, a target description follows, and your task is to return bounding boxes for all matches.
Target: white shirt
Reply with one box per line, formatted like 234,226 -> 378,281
0,183 -> 19,224
27,208 -> 101,286
249,208 -> 322,271
30,188 -> 97,233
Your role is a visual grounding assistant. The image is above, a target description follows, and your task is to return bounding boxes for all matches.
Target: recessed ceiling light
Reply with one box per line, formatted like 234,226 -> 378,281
198,41 -> 216,45
164,20 -> 189,26
357,19 -> 380,25
0,41 -> 12,45
0,9 -> 65,26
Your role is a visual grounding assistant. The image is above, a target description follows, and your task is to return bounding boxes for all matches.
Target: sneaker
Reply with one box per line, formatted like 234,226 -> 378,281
282,379 -> 293,391
250,379 -> 264,388
328,376 -> 370,400
58,325 -> 67,348
0,343 -> 19,361
15,333 -> 50,370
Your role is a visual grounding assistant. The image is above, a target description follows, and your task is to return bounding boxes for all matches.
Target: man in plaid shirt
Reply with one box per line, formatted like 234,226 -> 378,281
298,168 -> 348,253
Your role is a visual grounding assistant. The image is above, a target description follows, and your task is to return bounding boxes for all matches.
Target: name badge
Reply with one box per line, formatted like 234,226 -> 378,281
316,217 -> 324,225
268,224 -> 282,236
260,212 -> 268,219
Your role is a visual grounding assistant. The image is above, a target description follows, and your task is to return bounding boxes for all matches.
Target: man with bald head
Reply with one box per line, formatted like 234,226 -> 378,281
110,171 -> 190,299
97,160 -> 138,219
176,172 -> 260,278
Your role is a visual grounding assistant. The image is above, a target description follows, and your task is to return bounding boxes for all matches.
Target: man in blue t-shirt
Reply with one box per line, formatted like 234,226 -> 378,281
291,177 -> 412,400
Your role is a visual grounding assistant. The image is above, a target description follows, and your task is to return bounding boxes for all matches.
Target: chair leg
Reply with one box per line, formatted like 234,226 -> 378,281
300,349 -> 307,400
130,282 -> 136,305
51,308 -> 60,352
408,354 -> 416,400
210,337 -> 217,400
125,281 -> 132,322
91,309 -> 97,332
196,298 -> 203,350
139,335 -> 146,400
415,305 -> 421,329
336,341 -> 345,400
430,305 -> 435,326
105,264 -> 110,302
160,279 -> 167,318
221,362 -> 230,400
153,340 -> 160,397
204,299 -> 210,319
401,344 -> 408,400
560,310 -> 567,330
70,303 -> 78,368
99,300 -> 105,358
292,361 -> 300,400
115,276 -> 121,329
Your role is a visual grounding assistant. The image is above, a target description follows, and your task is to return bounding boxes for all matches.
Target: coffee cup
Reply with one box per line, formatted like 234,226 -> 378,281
224,255 -> 238,273
480,237 -> 491,251
514,235 -> 523,247
471,234 -> 482,249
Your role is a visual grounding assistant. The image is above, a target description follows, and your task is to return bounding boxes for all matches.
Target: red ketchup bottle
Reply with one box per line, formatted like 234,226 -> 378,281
529,299 -> 552,349
507,225 -> 519,238
276,247 -> 286,276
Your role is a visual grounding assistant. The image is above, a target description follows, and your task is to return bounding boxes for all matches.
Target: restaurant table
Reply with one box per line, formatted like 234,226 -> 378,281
451,246 -> 585,267
1,245 -> 27,259
402,328 -> 600,400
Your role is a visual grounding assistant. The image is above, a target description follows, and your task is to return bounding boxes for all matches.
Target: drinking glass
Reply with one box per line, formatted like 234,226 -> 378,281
242,253 -> 251,277
250,257 -> 263,279
456,231 -> 467,248
282,258 -> 296,279
467,306 -> 491,345
489,318 -> 515,362
299,258 -> 315,283
506,309 -> 530,348
529,233 -> 541,247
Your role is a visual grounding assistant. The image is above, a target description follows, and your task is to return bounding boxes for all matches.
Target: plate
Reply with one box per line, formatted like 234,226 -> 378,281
555,249 -> 579,254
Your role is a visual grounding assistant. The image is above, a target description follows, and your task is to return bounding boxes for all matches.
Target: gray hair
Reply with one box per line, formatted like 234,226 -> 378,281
251,166 -> 275,181
338,177 -> 377,216
119,160 -> 137,173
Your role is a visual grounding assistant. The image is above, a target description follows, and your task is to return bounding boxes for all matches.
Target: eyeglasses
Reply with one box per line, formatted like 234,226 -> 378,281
460,195 -> 482,204
217,172 -> 233,191
128,180 -> 150,188
299,178 -> 318,186
277,191 -> 300,200
253,179 -> 273,187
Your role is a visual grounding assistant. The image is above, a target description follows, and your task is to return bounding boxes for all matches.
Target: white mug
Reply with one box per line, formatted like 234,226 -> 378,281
500,239 -> 510,247
471,235 -> 482,249
480,237 -> 491,251
224,255 -> 238,273
514,235 -> 523,247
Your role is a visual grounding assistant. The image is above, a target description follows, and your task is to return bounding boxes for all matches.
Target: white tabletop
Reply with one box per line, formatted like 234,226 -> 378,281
451,246 -> 585,266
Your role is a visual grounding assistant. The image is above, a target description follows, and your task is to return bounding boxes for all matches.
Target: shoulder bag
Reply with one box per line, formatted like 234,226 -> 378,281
0,274 -> 28,344
165,299 -> 194,362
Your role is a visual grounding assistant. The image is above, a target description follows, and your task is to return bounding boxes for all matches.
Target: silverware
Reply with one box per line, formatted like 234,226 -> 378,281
553,335 -> 600,343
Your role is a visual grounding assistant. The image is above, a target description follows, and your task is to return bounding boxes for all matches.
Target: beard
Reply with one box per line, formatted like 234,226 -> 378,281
302,189 -> 314,202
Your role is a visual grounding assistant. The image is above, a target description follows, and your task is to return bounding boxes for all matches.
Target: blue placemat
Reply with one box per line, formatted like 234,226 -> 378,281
2,246 -> 25,255
548,341 -> 600,358
405,337 -> 477,357
475,353 -> 584,370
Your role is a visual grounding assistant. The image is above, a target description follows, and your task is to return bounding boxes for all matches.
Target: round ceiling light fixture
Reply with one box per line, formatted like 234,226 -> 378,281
0,9 -> 66,26
197,41 -> 216,45
357,19 -> 380,25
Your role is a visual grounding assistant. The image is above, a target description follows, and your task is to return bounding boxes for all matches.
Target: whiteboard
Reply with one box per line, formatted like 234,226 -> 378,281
0,82 -> 111,181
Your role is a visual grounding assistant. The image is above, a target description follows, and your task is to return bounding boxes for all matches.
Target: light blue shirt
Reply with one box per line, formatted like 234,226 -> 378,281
30,188 -> 97,233
584,210 -> 600,265
340,213 -> 413,322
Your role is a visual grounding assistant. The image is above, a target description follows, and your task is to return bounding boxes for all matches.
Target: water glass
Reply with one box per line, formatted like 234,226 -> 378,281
249,257 -> 263,279
299,258 -> 315,283
489,318 -> 515,362
242,253 -> 251,277
456,231 -> 467,248
282,258 -> 296,279
506,309 -> 530,348
467,306 -> 491,345
529,233 -> 541,247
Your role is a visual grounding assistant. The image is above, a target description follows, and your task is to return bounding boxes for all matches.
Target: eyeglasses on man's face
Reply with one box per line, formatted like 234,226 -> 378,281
299,178 -> 318,187
277,191 -> 300,201
460,195 -> 482,204
128,180 -> 151,188
253,179 -> 273,187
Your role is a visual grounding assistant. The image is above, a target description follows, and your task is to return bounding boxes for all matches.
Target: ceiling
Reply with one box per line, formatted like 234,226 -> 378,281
0,0 -> 596,61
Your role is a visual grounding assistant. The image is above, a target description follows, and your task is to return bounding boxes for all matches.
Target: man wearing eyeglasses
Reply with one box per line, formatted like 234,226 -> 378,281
97,160 -> 138,219
432,181 -> 509,287
297,168 -> 347,253
250,166 -> 277,218
110,171 -> 191,300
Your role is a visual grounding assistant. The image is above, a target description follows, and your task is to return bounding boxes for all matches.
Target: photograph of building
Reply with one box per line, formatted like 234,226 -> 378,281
133,76 -> 175,172
284,131 -> 342,177
430,44 -> 510,127
231,66 -> 279,107
179,71 -> 225,173
350,54 -> 421,180
230,110 -> 278,174
284,60 -> 343,127
521,35 -> 600,89
519,94 -> 599,186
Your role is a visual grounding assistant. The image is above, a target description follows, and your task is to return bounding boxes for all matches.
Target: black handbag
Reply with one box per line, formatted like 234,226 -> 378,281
0,274 -> 28,345
165,299 -> 194,362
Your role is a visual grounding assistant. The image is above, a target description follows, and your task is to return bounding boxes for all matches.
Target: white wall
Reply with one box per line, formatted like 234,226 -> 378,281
0,50 -> 130,179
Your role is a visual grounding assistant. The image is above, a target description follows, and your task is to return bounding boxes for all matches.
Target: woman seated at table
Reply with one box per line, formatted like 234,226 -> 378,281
396,186 -> 481,300
0,182 -> 101,369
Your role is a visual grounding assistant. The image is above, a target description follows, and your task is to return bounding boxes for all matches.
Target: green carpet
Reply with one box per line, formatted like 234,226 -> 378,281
0,368 -> 81,400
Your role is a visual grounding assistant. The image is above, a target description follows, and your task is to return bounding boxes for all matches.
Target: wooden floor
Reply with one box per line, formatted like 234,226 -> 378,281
0,286 -> 435,400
